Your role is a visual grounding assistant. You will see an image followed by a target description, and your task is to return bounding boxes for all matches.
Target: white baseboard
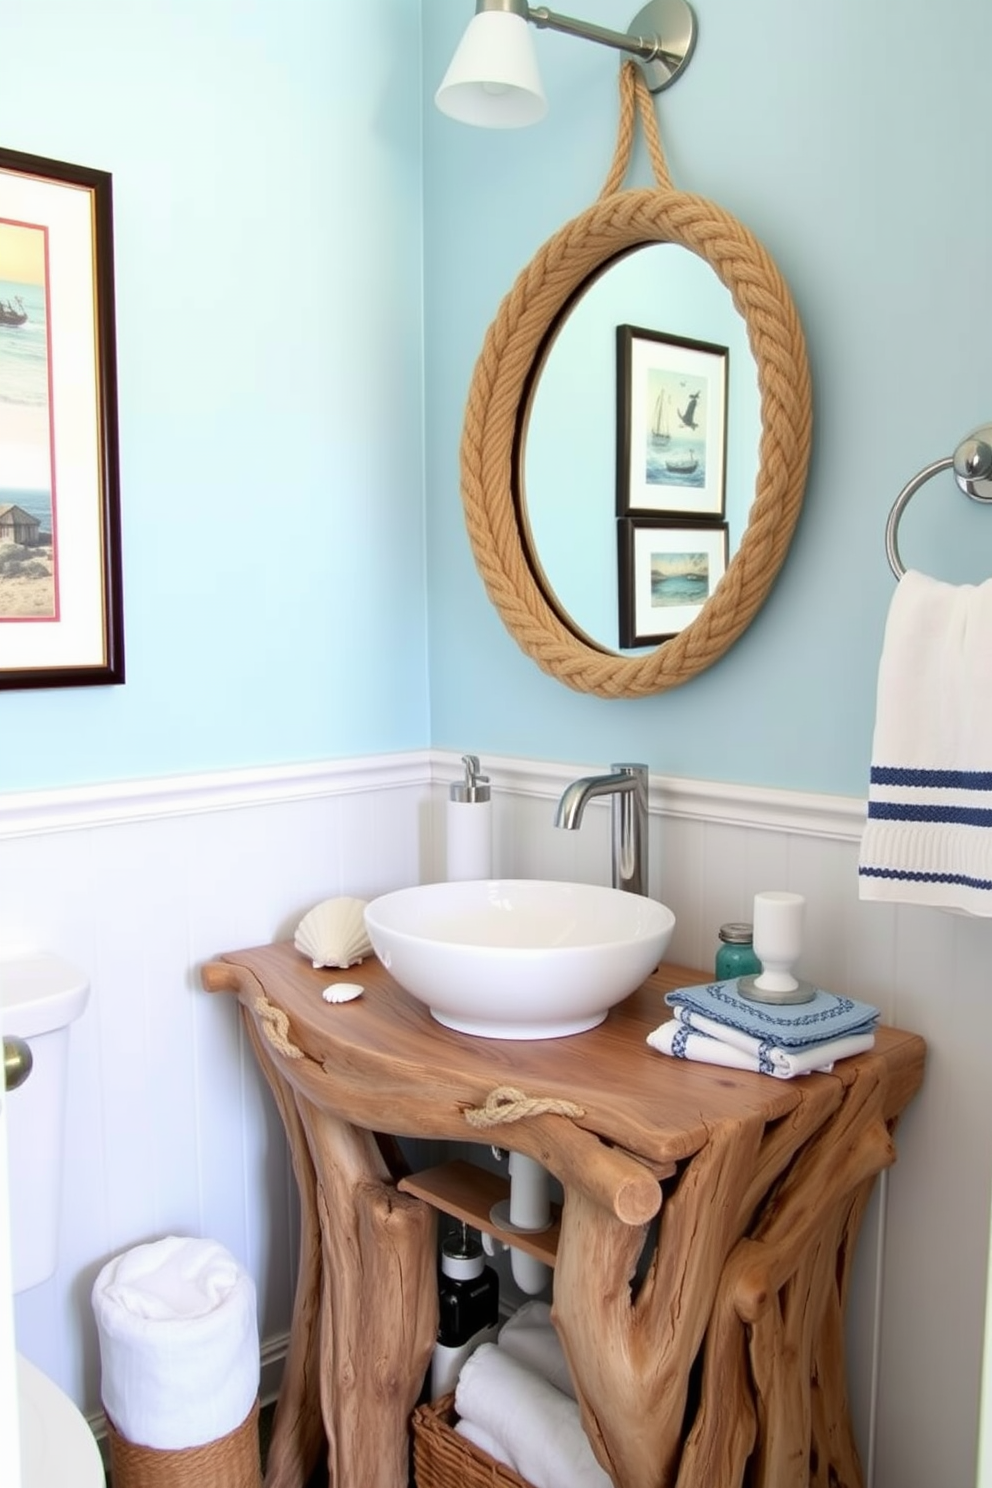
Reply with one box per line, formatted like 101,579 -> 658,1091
259,1329 -> 292,1407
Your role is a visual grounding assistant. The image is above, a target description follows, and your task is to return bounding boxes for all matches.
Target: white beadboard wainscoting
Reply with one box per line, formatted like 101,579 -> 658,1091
1,750 -> 989,1488
0,755 -> 434,1437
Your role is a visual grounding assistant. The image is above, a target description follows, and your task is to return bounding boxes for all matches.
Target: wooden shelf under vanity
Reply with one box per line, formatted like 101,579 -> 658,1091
398,1158 -> 560,1268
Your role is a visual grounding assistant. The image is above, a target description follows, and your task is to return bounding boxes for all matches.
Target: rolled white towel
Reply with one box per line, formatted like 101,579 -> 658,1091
455,1343 -> 611,1488
455,1417 -> 508,1462
498,1301 -> 575,1399
91,1235 -> 259,1450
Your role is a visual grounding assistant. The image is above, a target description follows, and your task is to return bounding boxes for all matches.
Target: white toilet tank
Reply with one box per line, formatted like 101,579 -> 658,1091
1,954 -> 89,1294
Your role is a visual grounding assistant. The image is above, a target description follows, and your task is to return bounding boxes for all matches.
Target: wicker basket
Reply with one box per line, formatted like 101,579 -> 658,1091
106,1397 -> 262,1488
412,1393 -> 535,1488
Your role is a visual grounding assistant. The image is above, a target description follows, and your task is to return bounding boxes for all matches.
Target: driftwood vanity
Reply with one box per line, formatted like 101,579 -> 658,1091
201,942 -> 925,1488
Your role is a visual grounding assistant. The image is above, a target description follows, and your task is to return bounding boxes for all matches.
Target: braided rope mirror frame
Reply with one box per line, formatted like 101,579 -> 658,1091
459,186 -> 812,699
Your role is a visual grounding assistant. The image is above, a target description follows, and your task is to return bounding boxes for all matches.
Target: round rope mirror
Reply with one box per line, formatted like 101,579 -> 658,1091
460,68 -> 812,700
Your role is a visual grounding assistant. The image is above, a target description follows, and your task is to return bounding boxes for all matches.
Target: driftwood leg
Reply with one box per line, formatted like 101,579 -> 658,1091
734,1062 -> 894,1488
675,1261 -> 757,1488
733,1064 -> 894,1325
808,1181 -> 875,1488
677,1082 -> 844,1488
553,1114 -> 766,1488
735,1080 -> 845,1233
555,1064 -> 896,1488
295,1095 -> 438,1488
748,1230 -> 837,1488
241,1010 -> 327,1488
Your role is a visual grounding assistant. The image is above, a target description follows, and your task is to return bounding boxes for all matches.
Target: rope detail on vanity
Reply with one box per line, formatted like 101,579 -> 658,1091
463,1085 -> 585,1128
253,994 -> 305,1060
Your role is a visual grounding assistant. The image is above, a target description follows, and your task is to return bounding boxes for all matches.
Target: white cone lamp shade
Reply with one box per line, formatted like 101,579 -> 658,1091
435,12 -> 548,128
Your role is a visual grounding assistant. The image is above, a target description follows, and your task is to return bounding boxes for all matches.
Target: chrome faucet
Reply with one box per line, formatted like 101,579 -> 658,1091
554,763 -> 649,896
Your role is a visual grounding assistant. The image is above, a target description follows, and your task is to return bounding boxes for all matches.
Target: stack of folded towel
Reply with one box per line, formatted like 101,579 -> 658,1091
647,978 -> 879,1079
453,1301 -> 611,1488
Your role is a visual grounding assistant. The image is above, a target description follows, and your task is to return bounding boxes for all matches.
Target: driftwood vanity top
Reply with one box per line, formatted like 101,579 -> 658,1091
207,939 -> 924,1165
203,940 -> 926,1488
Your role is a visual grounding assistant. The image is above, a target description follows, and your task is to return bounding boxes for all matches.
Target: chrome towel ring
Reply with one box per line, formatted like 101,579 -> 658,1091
886,423 -> 992,579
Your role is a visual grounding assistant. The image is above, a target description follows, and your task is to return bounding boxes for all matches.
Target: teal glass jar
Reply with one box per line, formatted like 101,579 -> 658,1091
715,923 -> 761,981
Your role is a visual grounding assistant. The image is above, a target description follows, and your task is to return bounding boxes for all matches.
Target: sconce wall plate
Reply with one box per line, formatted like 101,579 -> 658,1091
625,0 -> 697,92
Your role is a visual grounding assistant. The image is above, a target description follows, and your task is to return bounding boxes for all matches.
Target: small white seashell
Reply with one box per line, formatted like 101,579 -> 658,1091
294,896 -> 373,969
321,983 -> 363,1004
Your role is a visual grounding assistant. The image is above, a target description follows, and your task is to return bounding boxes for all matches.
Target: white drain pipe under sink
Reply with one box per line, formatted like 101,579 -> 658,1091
485,1152 -> 553,1296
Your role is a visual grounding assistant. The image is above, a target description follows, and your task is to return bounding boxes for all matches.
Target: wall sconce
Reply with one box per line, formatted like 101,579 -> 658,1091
436,0 -> 697,128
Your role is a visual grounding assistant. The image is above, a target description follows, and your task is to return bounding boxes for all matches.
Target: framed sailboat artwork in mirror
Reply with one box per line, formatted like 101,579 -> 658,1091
616,323 -> 728,521
0,146 -> 123,689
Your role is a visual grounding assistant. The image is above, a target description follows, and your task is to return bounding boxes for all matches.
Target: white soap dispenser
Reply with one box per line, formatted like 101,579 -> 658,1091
446,754 -> 492,881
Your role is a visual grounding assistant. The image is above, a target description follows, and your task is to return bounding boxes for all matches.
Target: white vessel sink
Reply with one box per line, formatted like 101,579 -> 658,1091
363,879 -> 675,1040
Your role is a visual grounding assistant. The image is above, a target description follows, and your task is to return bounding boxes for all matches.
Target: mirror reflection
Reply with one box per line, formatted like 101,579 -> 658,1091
519,244 -> 760,653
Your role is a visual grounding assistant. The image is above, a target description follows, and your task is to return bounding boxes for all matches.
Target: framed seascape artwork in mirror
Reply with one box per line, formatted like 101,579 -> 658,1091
459,73 -> 811,699
618,517 -> 729,649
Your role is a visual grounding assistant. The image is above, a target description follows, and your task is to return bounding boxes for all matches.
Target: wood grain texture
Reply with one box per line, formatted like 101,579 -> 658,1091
242,1007 -> 326,1488
296,1098 -> 436,1488
202,941 -> 926,1488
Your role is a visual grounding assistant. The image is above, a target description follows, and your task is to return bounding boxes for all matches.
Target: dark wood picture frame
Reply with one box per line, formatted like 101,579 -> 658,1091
0,146 -> 123,689
617,323 -> 728,521
618,517 -> 729,649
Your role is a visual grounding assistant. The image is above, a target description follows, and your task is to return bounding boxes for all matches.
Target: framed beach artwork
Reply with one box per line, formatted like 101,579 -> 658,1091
618,518 -> 729,648
616,323 -> 728,520
0,147 -> 123,689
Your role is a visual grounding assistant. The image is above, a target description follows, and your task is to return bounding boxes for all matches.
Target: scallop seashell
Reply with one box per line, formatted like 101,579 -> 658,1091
321,982 -> 364,1004
294,896 -> 373,969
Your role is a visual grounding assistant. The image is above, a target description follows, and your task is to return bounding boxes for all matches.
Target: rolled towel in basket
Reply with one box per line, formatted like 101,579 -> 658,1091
455,1343 -> 611,1488
497,1301 -> 576,1399
456,1416 -> 510,1463
91,1235 -> 259,1450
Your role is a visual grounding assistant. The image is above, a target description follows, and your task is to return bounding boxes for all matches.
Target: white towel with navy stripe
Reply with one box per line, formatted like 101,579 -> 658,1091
646,978 -> 879,1078
858,569 -> 992,915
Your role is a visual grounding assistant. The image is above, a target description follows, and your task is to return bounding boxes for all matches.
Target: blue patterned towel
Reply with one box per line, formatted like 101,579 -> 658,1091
664,979 -> 879,1049
859,570 -> 992,916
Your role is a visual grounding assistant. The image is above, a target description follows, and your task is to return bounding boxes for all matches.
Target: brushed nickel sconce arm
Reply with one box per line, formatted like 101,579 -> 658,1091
526,2 -> 697,92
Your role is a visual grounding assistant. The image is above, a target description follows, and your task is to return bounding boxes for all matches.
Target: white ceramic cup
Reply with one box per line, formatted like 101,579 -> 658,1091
751,891 -> 805,995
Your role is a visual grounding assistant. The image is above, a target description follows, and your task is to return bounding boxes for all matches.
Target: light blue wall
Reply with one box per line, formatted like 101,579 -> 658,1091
5,2 -> 991,800
1,0 -> 429,792
423,0 -> 992,797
